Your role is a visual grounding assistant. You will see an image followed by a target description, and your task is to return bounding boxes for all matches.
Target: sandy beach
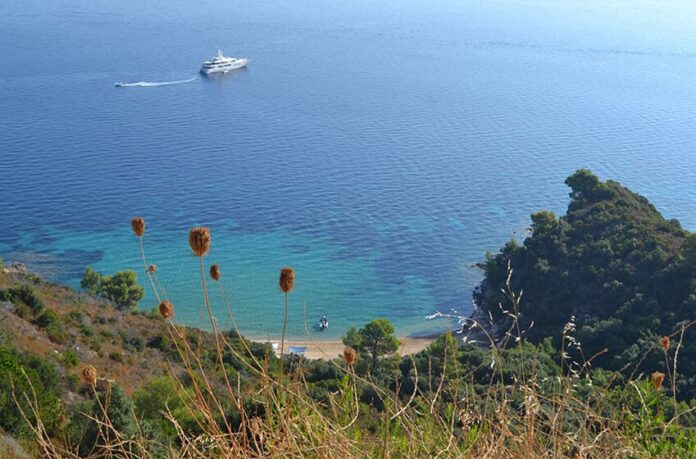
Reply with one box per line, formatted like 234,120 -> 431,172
263,337 -> 434,360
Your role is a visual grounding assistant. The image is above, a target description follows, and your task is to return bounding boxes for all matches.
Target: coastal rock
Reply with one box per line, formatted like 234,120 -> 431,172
73,345 -> 96,362
3,262 -> 28,275
0,301 -> 15,314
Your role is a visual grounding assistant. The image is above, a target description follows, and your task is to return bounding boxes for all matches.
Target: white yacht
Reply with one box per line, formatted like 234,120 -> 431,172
200,49 -> 249,75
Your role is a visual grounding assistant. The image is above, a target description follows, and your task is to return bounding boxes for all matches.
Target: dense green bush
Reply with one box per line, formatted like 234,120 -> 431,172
478,169 -> 696,398
0,345 -> 62,438
71,384 -> 138,457
133,376 -> 200,441
81,268 -> 144,310
80,267 -> 102,295
33,309 -> 61,329
102,270 -> 144,310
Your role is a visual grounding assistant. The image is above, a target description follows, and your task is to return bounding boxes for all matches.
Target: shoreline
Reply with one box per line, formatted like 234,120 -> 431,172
249,336 -> 435,360
1,263 -> 442,360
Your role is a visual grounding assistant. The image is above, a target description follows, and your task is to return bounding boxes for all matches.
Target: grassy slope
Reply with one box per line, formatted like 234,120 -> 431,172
0,269 -> 195,395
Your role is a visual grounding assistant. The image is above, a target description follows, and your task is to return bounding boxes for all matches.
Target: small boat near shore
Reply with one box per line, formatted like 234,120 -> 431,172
200,49 -> 249,75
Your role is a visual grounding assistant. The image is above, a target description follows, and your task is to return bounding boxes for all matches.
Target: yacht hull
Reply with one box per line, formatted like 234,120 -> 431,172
200,59 -> 249,75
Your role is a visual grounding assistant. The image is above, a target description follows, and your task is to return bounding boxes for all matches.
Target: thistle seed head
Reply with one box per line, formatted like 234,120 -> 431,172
210,264 -> 221,281
343,347 -> 357,366
131,218 -> 145,237
660,336 -> 670,351
279,267 -> 295,293
159,300 -> 174,319
82,365 -> 98,386
651,371 -> 665,390
188,227 -> 211,257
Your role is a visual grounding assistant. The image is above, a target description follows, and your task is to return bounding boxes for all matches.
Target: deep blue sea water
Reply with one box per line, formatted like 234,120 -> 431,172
2,0 -> 696,339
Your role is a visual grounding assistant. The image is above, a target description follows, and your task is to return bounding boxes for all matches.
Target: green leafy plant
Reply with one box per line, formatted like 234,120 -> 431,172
62,350 -> 80,368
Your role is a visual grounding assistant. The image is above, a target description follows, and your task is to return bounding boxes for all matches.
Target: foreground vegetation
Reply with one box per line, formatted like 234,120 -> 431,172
0,170 -> 695,457
479,169 -> 696,399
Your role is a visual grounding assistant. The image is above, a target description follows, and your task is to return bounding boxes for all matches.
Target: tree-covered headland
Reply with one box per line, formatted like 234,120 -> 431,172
478,169 -> 696,398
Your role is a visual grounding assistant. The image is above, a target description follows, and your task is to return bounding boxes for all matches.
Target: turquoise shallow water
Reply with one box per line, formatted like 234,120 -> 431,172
1,0 -> 696,338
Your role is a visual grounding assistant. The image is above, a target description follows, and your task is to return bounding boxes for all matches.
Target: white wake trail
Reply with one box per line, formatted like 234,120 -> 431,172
114,77 -> 197,88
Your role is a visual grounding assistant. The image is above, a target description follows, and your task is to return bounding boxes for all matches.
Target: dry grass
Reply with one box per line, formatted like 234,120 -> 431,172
15,223 -> 696,458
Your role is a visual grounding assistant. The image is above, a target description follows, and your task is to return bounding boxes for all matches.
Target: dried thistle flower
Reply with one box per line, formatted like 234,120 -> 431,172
131,217 -> 145,237
82,365 -> 98,386
279,267 -> 295,293
210,264 -> 221,281
343,347 -> 357,366
249,417 -> 264,443
188,227 -> 211,257
660,336 -> 670,351
148,264 -> 157,273
651,371 -> 665,390
159,300 -> 174,319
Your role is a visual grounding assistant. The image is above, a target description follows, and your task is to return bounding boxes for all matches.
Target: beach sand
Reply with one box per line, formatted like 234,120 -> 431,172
271,337 -> 434,360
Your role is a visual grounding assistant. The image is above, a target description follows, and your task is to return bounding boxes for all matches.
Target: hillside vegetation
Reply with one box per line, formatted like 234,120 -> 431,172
478,169 -> 696,398
0,170 -> 695,458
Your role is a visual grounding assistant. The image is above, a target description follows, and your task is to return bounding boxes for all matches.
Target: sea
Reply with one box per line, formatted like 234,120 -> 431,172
1,0 -> 696,339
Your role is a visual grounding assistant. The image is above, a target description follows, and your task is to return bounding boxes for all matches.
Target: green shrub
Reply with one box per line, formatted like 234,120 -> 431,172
46,324 -> 68,344
109,352 -> 123,363
71,384 -> 137,457
80,267 -> 103,295
101,270 -> 144,310
133,376 -> 201,440
79,323 -> 94,337
0,345 -> 62,437
63,349 -> 80,368
15,284 -> 44,312
68,310 -> 84,323
34,310 -> 68,343
81,267 -> 144,310
33,309 -> 60,329
147,333 -> 170,351
0,284 -> 45,314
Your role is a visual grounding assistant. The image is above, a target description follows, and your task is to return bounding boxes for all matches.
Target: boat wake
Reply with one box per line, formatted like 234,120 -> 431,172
114,77 -> 197,88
